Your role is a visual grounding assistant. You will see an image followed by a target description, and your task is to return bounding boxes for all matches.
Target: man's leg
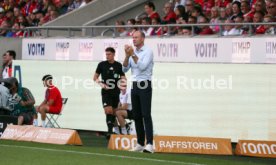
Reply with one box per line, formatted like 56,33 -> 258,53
116,110 -> 128,134
131,87 -> 145,146
140,82 -> 153,145
104,106 -> 115,135
18,116 -> 24,125
37,104 -> 49,127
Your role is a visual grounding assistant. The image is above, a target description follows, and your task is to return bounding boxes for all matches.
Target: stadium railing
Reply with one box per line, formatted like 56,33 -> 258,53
0,22 -> 275,38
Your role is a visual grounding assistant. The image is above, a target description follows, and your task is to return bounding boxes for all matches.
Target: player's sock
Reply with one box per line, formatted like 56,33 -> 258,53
106,114 -> 115,134
33,119 -> 38,126
121,127 -> 127,135
42,120 -> 46,127
113,126 -> 120,134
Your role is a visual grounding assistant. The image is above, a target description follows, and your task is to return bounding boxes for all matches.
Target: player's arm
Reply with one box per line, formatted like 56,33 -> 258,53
93,73 -> 108,89
47,99 -> 54,106
20,88 -> 35,107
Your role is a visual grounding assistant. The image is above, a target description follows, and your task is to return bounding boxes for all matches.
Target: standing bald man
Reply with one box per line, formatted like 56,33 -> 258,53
123,31 -> 154,153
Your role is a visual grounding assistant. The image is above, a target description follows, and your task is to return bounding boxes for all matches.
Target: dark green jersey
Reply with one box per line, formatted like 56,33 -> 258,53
10,87 -> 36,116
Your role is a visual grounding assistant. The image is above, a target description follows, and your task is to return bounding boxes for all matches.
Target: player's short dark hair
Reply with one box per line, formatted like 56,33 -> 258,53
6,50 -> 16,59
105,47 -> 116,54
42,74 -> 53,81
145,1 -> 155,10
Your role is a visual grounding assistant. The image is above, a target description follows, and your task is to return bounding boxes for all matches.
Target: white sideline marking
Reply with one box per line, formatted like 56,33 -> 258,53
0,144 -> 205,165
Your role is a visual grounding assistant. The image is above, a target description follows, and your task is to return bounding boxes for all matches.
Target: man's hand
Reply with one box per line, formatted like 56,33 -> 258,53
124,45 -> 134,57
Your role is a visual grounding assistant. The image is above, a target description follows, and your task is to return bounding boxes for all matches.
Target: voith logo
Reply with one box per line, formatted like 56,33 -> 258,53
195,43 -> 218,58
157,43 -> 178,58
236,140 -> 276,158
27,43 -> 45,56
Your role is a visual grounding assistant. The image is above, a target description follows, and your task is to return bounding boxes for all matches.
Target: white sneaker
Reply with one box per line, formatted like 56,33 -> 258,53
143,144 -> 154,153
129,144 -> 144,152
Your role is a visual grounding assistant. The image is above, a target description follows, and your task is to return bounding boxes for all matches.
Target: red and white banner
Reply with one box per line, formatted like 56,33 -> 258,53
1,125 -> 82,145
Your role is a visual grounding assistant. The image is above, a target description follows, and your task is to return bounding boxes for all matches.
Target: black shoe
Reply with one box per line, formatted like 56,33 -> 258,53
126,122 -> 131,134
105,133 -> 111,140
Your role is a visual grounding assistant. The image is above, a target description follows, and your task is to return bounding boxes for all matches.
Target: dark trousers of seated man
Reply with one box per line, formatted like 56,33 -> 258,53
131,80 -> 153,146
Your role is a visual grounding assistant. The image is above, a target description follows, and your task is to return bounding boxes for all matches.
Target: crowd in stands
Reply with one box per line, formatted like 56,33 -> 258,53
0,0 -> 275,37
0,0 -> 93,37
115,0 -> 276,36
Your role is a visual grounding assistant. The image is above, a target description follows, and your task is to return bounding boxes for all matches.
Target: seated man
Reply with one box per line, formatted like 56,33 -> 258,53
36,75 -> 62,128
0,81 -> 12,115
116,80 -> 133,135
6,77 -> 36,125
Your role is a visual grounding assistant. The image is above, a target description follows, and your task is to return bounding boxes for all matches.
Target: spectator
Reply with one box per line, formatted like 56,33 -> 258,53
254,11 -> 265,34
209,6 -> 220,33
230,1 -> 243,20
162,2 -> 177,23
144,1 -> 160,20
175,5 -> 188,23
7,77 -> 36,125
225,3 -> 233,18
56,0 -> 69,15
36,74 -> 62,128
115,20 -> 128,37
17,15 -> 27,24
5,9 -> 14,24
254,0 -> 267,14
234,15 -> 245,35
26,11 -> 38,26
67,0 -> 82,12
5,22 -> 19,37
13,22 -> 28,37
1,50 -> 15,79
267,1 -> 276,18
151,17 -> 162,35
135,17 -> 142,25
185,0 -> 195,16
13,7 -> 22,22
218,7 -> 227,23
126,18 -> 137,36
0,7 -> 7,25
141,17 -> 154,36
22,0 -> 38,16
241,1 -> 254,19
49,10 -> 59,21
0,20 -> 11,36
41,0 -> 53,15
2,0 -> 10,11
182,26 -> 192,35
264,14 -> 275,34
198,16 -> 214,35
115,80 -> 133,135
187,15 -> 200,34
223,19 -> 240,35
191,5 -> 203,22
174,0 -> 186,11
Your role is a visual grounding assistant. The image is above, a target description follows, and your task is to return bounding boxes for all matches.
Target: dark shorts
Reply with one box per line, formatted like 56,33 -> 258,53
101,92 -> 119,109
19,112 -> 33,125
127,110 -> 133,120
